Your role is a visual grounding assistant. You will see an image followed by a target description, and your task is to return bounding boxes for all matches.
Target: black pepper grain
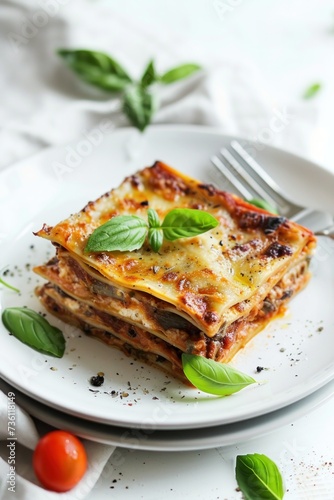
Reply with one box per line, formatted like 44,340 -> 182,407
90,372 -> 105,387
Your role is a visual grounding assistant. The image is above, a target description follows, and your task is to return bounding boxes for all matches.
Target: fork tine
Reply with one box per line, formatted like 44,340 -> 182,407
211,140 -> 333,231
211,155 -> 254,199
220,148 -> 279,209
230,140 -> 295,213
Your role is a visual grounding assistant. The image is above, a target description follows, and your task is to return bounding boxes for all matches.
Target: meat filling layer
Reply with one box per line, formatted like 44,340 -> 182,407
35,250 -> 310,381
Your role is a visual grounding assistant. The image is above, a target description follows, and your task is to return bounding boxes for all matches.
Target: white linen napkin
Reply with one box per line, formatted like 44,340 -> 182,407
0,1 -> 330,499
0,392 -> 114,500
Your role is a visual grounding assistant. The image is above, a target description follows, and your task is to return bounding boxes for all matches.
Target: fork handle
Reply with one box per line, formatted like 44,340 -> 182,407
315,224 -> 334,239
315,231 -> 334,239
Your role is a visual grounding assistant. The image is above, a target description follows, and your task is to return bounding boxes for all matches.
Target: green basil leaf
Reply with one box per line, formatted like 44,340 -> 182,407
2,307 -> 65,357
303,82 -> 322,99
85,215 -> 148,252
85,208 -> 218,253
236,454 -> 285,500
161,208 -> 218,241
122,85 -> 157,131
247,198 -> 279,214
147,208 -> 161,228
141,59 -> 157,87
160,63 -> 201,84
57,49 -> 132,91
0,277 -> 20,294
182,354 -> 256,396
148,228 -> 163,253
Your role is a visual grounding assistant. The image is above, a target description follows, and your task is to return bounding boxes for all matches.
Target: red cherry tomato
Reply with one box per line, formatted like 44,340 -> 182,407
33,430 -> 87,492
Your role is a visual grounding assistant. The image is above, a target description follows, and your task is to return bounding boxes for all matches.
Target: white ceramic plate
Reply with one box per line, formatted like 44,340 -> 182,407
1,126 -> 334,430
1,376 -> 333,451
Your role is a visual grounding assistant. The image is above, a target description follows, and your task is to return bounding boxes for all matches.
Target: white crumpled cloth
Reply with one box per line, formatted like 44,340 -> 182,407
0,0 -> 327,173
0,390 -> 114,499
0,0 -> 330,498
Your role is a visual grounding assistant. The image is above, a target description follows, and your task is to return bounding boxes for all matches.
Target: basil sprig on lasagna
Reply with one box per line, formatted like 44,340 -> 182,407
33,161 -> 316,385
85,208 -> 219,253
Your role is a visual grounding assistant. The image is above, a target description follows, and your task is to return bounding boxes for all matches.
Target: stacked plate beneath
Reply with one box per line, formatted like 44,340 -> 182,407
1,376 -> 334,452
1,127 -> 334,450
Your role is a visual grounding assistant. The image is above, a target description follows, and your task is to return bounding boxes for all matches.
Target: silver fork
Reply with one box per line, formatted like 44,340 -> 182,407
210,140 -> 334,239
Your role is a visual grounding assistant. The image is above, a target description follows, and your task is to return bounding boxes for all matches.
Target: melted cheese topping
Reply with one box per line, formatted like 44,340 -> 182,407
35,162 -> 316,336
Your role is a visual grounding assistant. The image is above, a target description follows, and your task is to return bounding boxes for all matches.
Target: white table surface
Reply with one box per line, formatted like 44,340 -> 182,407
86,397 -> 334,499
2,0 -> 334,498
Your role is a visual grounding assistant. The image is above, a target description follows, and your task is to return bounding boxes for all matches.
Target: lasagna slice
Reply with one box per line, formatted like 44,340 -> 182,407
33,161 -> 316,383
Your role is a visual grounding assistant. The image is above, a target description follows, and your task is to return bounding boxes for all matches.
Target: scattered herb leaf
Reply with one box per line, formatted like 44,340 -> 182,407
85,208 -> 218,253
182,354 -> 256,396
2,307 -> 66,357
303,83 -> 322,99
236,453 -> 285,500
0,277 -> 20,294
247,198 -> 279,214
